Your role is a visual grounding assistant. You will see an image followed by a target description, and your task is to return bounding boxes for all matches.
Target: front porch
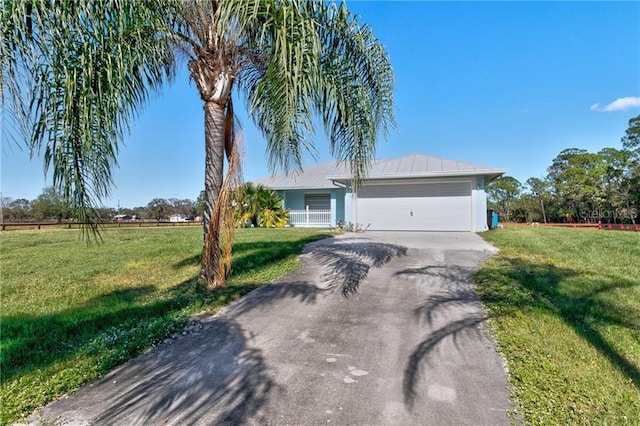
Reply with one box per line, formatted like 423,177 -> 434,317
287,207 -> 332,228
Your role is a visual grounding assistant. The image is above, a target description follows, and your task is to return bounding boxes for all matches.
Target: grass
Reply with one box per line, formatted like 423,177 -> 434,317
476,227 -> 640,425
0,226 -> 330,425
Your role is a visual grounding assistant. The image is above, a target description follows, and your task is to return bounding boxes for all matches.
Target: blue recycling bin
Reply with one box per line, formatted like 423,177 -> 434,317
487,209 -> 500,229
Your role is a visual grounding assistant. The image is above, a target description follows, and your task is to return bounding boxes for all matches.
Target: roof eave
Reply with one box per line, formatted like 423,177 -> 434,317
256,184 -> 338,191
328,169 -> 507,182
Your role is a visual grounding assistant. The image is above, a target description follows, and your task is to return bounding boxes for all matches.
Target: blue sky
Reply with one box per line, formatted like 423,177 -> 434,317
2,1 -> 639,208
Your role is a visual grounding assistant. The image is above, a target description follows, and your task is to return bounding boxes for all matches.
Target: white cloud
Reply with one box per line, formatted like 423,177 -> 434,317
591,96 -> 640,112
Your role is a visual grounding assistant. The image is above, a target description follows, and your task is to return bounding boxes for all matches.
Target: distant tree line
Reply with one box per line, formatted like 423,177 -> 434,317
0,188 -> 206,223
488,115 -> 640,224
1,183 -> 289,227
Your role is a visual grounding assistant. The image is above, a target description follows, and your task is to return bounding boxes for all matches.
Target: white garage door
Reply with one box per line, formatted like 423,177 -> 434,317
356,182 -> 472,231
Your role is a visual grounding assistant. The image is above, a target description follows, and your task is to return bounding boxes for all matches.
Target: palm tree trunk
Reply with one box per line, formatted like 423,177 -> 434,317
200,100 -> 226,287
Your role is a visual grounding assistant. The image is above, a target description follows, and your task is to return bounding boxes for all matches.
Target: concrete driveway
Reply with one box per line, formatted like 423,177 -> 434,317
28,232 -> 512,426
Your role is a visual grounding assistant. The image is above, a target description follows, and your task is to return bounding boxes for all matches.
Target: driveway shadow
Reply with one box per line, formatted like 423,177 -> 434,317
394,264 -> 489,409
225,237 -> 408,314
225,281 -> 324,317
88,318 -> 275,425
308,237 -> 407,297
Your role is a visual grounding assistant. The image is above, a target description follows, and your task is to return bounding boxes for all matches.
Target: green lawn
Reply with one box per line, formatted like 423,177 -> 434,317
0,226 -> 330,425
476,227 -> 640,425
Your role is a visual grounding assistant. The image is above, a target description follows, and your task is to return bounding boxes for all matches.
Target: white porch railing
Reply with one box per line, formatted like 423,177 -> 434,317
288,207 -> 331,227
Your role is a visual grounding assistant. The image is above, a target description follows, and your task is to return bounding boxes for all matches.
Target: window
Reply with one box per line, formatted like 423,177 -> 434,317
304,193 -> 330,210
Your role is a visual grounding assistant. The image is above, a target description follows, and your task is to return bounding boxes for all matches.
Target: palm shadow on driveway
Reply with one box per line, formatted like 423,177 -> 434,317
307,237 -> 408,297
220,237 -> 408,317
394,264 -> 489,409
91,318 -> 274,425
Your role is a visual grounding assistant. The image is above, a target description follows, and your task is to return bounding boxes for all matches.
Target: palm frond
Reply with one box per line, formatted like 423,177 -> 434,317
311,1 -> 395,187
2,0 -> 178,238
225,0 -> 394,184
227,0 -> 322,173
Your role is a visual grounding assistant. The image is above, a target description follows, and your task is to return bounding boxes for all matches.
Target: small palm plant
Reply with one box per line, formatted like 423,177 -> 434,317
258,208 -> 289,228
235,183 -> 288,228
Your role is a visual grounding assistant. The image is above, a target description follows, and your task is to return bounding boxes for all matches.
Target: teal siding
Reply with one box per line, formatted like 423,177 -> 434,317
279,190 -> 305,211
278,188 -> 346,227
334,188 -> 346,225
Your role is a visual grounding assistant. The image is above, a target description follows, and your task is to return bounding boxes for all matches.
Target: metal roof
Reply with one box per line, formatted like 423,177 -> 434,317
253,161 -> 350,189
252,154 -> 506,189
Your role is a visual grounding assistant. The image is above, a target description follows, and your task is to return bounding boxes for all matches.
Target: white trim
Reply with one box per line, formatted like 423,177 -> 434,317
288,208 -> 331,227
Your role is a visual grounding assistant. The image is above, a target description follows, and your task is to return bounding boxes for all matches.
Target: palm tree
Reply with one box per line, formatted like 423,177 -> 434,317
2,0 -> 395,288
